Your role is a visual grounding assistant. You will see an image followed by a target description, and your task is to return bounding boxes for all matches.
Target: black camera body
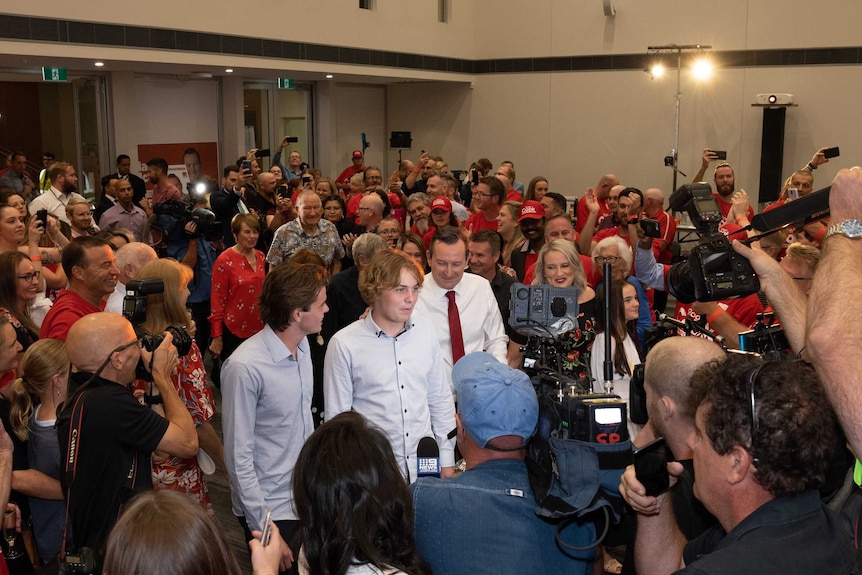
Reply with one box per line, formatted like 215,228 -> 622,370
153,199 -> 221,241
668,233 -> 760,303
60,547 -> 98,575
123,279 -> 193,357
557,393 -> 629,444
666,183 -> 759,303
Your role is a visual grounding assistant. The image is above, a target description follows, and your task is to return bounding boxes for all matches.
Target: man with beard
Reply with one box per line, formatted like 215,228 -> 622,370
510,200 -> 546,282
99,178 -> 149,241
65,198 -> 99,238
146,157 -> 181,208
691,151 -> 754,221
28,161 -> 86,225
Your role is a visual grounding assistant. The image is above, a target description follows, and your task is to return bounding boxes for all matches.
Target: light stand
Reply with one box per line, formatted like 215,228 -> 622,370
646,44 -> 712,193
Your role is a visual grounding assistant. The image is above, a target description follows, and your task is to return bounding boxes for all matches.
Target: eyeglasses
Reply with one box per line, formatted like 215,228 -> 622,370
378,229 -> 400,236
747,362 -> 767,464
17,271 -> 40,283
357,207 -> 373,212
791,277 -> 813,281
594,256 -> 622,264
475,192 -> 493,198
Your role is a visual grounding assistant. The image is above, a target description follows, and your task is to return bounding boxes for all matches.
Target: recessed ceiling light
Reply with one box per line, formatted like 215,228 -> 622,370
325,74 -> 333,79
94,61 -> 104,67
225,68 -> 234,73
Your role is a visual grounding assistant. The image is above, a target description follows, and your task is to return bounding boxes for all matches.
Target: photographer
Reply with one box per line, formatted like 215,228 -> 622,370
58,312 -> 197,559
130,260 -> 224,509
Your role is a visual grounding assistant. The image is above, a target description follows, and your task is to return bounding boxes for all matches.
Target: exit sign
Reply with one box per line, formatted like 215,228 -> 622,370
278,78 -> 294,89
42,67 -> 67,82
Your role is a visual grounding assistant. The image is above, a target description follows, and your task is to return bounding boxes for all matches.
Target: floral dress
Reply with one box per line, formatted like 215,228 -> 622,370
551,297 -> 597,385
132,342 -> 215,512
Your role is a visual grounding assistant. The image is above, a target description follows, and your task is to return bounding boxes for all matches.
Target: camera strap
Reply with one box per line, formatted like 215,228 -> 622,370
60,385 -> 138,559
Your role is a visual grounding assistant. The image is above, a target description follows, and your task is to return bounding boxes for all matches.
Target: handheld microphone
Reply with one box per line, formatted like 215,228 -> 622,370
656,312 -> 688,331
417,437 -> 440,479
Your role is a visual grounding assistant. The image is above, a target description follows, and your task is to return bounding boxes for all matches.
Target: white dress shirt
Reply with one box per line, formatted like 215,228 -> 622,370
324,313 -> 456,483
28,186 -> 86,225
413,272 -> 508,390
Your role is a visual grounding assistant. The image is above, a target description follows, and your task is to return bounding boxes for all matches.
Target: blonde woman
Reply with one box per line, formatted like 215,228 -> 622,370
496,201 -> 525,267
132,258 -> 222,511
7,338 -> 68,562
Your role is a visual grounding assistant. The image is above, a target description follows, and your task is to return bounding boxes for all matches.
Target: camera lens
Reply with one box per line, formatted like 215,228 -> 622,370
166,326 -> 193,356
666,261 -> 697,304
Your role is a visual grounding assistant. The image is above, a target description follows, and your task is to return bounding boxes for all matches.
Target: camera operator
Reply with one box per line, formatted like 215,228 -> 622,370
623,355 -> 859,575
58,312 -> 197,560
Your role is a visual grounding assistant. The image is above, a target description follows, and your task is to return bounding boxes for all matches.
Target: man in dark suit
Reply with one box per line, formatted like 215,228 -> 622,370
110,154 -> 148,209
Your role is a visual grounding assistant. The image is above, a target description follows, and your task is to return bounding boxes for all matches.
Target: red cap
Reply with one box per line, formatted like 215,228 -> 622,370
518,200 -> 545,222
352,150 -> 363,159
430,197 -> 452,212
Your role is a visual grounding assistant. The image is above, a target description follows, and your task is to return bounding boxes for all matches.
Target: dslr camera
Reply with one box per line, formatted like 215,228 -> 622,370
666,183 -> 759,303
123,278 -> 193,357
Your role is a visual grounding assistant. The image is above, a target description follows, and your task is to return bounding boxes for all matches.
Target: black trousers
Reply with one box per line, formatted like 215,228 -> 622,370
237,515 -> 300,575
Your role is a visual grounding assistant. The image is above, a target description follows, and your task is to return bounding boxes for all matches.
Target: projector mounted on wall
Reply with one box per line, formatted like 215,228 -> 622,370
755,93 -> 794,106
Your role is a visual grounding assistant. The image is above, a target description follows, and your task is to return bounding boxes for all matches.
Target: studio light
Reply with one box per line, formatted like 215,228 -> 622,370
692,58 -> 713,80
650,64 -> 665,78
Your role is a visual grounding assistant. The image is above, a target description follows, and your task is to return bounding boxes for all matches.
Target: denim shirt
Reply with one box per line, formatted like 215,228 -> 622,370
411,459 -> 595,575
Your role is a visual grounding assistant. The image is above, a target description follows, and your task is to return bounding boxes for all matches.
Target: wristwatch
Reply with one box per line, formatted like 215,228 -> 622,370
825,219 -> 862,240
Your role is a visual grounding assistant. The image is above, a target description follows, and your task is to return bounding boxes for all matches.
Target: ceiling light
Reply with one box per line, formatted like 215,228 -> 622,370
649,64 -> 665,78
225,68 -> 233,73
94,61 -> 104,67
325,74 -> 334,79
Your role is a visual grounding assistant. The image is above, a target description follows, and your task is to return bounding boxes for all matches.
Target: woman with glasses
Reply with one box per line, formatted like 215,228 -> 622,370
591,236 -> 653,346
6,339 -> 69,562
530,240 -> 597,384
0,252 -> 41,355
131,258 -> 221,512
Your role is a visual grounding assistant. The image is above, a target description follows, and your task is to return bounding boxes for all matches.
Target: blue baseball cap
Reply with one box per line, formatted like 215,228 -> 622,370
452,352 -> 538,449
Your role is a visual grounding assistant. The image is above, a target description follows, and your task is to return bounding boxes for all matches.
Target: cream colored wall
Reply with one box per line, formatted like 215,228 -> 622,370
472,0 -> 862,58
5,0 -> 476,59
451,65 -> 862,204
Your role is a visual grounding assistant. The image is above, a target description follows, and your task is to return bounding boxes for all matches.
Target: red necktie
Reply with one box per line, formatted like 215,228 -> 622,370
446,290 -> 465,364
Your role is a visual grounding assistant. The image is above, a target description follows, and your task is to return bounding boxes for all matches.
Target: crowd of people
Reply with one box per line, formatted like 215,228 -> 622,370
0,141 -> 860,575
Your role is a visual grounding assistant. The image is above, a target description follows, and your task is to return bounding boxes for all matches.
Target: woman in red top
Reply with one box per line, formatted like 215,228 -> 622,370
208,213 -> 266,361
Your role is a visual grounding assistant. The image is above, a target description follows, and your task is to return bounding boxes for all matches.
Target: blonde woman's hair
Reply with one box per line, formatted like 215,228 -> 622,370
8,339 -> 69,441
135,258 -> 194,334
532,239 -> 588,291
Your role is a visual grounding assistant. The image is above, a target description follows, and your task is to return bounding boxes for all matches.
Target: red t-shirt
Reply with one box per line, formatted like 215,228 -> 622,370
576,195 -> 610,233
713,192 -> 754,221
673,293 -> 764,340
39,289 -> 104,341
506,189 -> 523,202
337,165 -> 364,186
465,211 -> 499,235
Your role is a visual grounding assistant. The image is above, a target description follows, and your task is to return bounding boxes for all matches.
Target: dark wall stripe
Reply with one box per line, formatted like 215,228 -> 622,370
2,13 -> 862,75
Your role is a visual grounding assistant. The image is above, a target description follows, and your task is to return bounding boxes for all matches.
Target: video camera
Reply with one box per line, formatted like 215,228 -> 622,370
509,284 -> 628,444
738,312 -> 789,361
666,183 -> 759,303
153,199 -> 221,241
123,278 -> 193,357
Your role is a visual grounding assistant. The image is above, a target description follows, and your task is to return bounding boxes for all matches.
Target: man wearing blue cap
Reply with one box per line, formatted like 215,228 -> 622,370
410,352 -> 596,575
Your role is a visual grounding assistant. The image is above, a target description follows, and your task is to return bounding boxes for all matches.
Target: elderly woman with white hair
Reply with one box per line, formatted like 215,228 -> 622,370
591,236 -> 653,346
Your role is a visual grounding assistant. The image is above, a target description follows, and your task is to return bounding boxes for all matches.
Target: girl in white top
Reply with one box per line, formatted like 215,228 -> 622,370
590,280 -> 644,441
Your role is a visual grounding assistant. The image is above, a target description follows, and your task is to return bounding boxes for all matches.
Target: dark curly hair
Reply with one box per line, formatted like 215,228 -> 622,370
293,412 -> 431,575
689,355 -> 836,498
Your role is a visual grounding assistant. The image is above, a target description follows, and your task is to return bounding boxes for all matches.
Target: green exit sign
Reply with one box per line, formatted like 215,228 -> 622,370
278,78 -> 294,90
42,67 -> 67,82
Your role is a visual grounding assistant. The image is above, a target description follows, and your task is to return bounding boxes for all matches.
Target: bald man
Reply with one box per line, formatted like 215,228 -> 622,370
57,313 -> 198,553
576,173 -> 619,233
105,242 -> 158,314
619,337 -> 725,563
357,192 -> 385,233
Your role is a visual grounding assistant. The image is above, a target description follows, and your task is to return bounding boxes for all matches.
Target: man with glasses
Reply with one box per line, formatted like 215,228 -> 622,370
355,193 -> 385,235
364,166 -> 402,213
65,198 -> 99,239
622,355 -> 859,575
40,236 -> 120,341
58,312 -> 198,557
267,190 -> 344,274
465,176 -> 504,236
